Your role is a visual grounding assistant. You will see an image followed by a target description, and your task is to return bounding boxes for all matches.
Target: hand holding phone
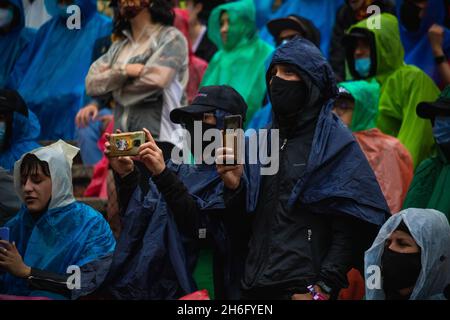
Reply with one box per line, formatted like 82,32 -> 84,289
222,115 -> 243,166
108,131 -> 146,157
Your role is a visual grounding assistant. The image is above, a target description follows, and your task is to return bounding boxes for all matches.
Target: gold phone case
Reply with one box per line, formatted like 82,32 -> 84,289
109,131 -> 145,157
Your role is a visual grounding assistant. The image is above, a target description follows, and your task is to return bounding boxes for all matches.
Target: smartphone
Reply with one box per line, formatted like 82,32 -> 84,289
0,227 -> 10,248
109,131 -> 146,157
222,115 -> 243,165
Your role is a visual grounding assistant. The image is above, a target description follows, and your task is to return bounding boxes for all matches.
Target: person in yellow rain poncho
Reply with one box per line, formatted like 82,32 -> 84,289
200,0 -> 273,126
343,13 -> 440,168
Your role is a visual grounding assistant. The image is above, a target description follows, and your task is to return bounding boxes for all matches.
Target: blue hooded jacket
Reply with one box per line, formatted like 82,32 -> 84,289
0,109 -> 41,172
239,40 -> 389,292
255,0 -> 344,57
103,106 -> 258,300
398,0 -> 450,84
7,0 -> 112,140
262,38 -> 389,225
0,0 -> 35,87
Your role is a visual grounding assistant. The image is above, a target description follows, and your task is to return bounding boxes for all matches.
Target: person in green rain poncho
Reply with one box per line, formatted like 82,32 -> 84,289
343,13 -> 440,168
403,87 -> 450,222
200,0 -> 273,126
333,80 -> 414,214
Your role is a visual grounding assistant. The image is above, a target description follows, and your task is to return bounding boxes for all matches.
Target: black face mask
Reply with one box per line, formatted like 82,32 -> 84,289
184,120 -> 216,162
400,1 -> 422,32
381,247 -> 421,299
270,76 -> 309,119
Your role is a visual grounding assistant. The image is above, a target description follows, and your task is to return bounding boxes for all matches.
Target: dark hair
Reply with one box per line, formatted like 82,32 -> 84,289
113,0 -> 175,38
20,154 -> 51,184
193,0 -> 226,24
150,0 -> 175,25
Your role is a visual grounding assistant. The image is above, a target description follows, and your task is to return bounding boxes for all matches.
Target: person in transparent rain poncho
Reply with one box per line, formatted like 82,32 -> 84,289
365,208 -> 450,300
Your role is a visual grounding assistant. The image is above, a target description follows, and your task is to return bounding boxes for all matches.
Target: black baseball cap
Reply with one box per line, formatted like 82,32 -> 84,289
417,86 -> 450,119
170,85 -> 247,124
0,89 -> 28,117
267,15 -> 321,47
336,86 -> 355,102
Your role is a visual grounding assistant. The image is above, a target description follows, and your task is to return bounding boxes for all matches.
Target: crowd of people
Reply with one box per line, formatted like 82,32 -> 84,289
0,0 -> 450,300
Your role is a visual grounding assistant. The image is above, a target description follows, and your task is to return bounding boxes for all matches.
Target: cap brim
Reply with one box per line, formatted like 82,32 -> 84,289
342,31 -> 369,47
267,18 -> 305,39
170,104 -> 216,124
417,100 -> 450,119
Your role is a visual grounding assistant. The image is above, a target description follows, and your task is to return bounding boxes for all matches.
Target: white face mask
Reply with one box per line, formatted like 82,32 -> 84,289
0,8 -> 14,28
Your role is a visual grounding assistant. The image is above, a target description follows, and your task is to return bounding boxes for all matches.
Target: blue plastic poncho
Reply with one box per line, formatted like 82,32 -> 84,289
365,208 -> 450,300
0,140 -> 116,299
255,0 -> 344,57
0,109 -> 41,172
0,0 -> 34,87
398,0 -> 450,84
7,0 -> 112,140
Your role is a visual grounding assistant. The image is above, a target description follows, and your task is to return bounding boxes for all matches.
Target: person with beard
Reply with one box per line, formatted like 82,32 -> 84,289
100,86 -> 251,300
216,37 -> 390,300
86,0 -> 188,162
365,208 -> 450,300
403,87 -> 450,222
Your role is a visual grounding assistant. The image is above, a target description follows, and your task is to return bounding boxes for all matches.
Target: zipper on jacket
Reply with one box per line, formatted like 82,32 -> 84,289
280,138 -> 288,151
307,229 -> 312,242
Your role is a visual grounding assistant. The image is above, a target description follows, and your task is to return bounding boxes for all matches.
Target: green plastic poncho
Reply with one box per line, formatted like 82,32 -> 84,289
201,0 -> 273,126
347,14 -> 440,168
403,147 -> 450,222
338,80 -> 379,132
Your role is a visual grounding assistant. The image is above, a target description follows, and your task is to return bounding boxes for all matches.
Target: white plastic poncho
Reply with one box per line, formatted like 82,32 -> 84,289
13,139 -> 79,210
365,208 -> 450,300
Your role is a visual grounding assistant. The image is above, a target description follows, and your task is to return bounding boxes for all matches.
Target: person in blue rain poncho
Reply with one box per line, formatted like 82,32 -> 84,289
0,140 -> 116,299
365,208 -> 450,300
398,0 -> 450,85
216,37 -> 390,300
7,0 -> 112,140
0,89 -> 40,173
254,0 -> 344,57
0,0 -> 34,88
100,85 -> 253,300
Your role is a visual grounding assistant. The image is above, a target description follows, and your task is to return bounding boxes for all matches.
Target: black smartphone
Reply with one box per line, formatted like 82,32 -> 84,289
222,115 -> 243,165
